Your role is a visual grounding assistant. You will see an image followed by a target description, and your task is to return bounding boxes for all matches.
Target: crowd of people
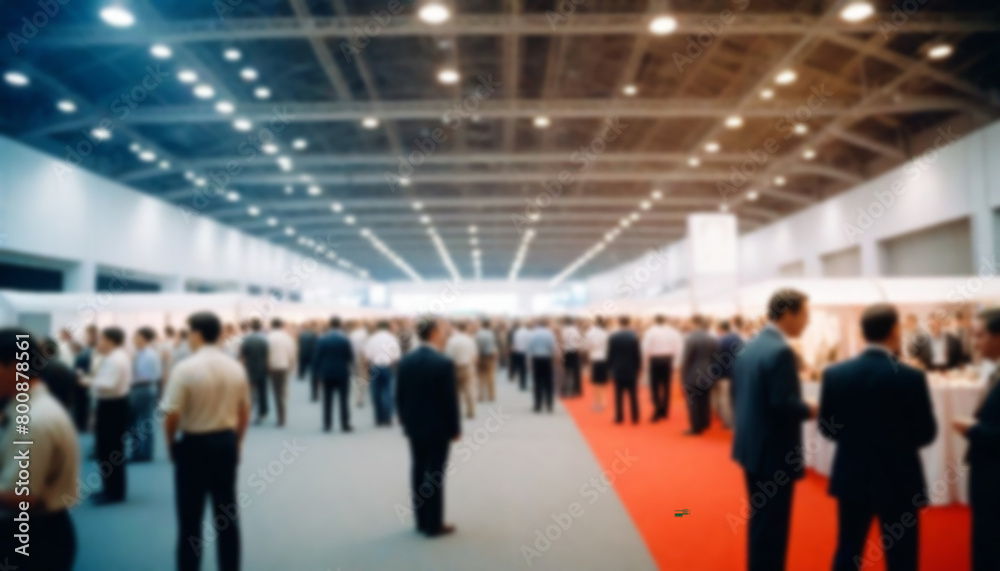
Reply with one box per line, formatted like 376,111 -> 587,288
0,291 -> 997,570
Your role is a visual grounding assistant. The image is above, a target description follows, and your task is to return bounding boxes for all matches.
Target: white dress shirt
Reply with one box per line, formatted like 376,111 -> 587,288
585,326 -> 610,362
512,327 -> 532,353
561,326 -> 583,352
266,329 -> 297,371
0,383 -> 80,512
364,329 -> 402,367
445,332 -> 478,368
162,346 -> 251,434
930,335 -> 947,366
642,324 -> 684,357
90,347 -> 132,399
349,327 -> 369,365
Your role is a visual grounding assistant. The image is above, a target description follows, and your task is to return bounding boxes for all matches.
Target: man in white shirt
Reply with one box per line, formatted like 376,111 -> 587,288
162,312 -> 251,571
445,321 -> 479,419
0,328 -> 81,571
642,314 -> 684,422
511,320 -> 532,391
585,317 -> 611,411
130,327 -> 162,462
528,320 -> 560,413
348,320 -> 370,407
266,318 -> 297,427
86,327 -> 132,504
561,317 -> 584,398
364,320 -> 402,426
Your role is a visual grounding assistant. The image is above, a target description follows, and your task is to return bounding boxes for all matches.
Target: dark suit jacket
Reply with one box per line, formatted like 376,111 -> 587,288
967,374 -> 1000,476
682,329 -> 720,389
396,345 -> 461,442
298,330 -> 318,364
607,329 -> 641,383
911,332 -> 961,370
819,348 -> 937,503
239,333 -> 269,382
311,329 -> 354,383
41,360 -> 76,413
718,332 -> 743,380
732,326 -> 811,480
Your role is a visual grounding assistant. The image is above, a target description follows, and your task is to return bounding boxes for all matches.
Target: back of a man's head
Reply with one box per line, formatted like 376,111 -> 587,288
767,289 -> 808,322
416,316 -> 438,342
189,312 -> 223,344
861,304 -> 898,343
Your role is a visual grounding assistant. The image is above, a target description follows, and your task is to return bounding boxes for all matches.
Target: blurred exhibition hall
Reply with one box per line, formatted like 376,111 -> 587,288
2,0 -> 1000,570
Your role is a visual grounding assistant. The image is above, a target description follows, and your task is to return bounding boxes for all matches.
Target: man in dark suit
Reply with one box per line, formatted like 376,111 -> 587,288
312,316 -> 355,433
298,321 -> 319,399
681,315 -> 720,435
239,318 -> 270,425
819,304 -> 937,571
955,308 -> 1000,571
910,319 -> 961,371
732,288 -> 816,571
607,316 -> 641,425
396,316 -> 461,537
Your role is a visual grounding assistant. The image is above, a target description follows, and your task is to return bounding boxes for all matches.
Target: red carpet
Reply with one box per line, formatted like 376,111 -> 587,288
562,381 -> 971,571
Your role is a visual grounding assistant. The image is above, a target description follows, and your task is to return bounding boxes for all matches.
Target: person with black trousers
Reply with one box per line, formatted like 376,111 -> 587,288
396,316 -> 461,537
312,316 -> 355,433
681,315 -> 720,435
71,325 -> 98,432
732,289 -> 817,571
87,326 -> 133,505
819,304 -> 937,571
641,314 -> 683,422
911,319 -> 962,371
955,308 -> 1000,571
164,312 -> 251,571
297,321 -> 318,381
607,316 -> 641,425
239,319 -> 270,425
560,317 -> 583,397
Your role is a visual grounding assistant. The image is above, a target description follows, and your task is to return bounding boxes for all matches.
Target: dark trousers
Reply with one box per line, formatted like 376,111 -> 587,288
971,465 -> 1000,571
649,356 -> 673,418
511,352 -> 527,389
684,381 -> 712,433
562,351 -> 581,397
250,376 -> 269,419
311,372 -> 320,402
95,397 -> 129,500
269,369 -> 289,426
370,365 -> 394,425
73,383 -> 91,432
744,470 -> 794,571
129,383 -> 158,461
614,376 -> 639,423
1,509 -> 75,571
532,357 -> 554,412
833,497 -> 920,571
174,430 -> 240,571
408,438 -> 451,533
322,378 -> 351,431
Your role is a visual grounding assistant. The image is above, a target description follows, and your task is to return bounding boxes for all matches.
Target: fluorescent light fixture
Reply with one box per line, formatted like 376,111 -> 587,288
177,70 -> 198,84
233,118 -> 252,131
649,15 -> 677,35
292,138 -> 308,150
215,100 -> 235,114
223,48 -> 241,61
725,116 -> 743,129
437,69 -> 459,84
138,150 -> 156,162
100,6 -> 135,27
775,69 -> 797,85
254,86 -> 271,99
91,127 -> 111,141
361,117 -> 379,129
193,84 -> 215,99
56,100 -> 77,113
533,116 -> 550,128
4,71 -> 29,86
418,3 -> 450,24
150,44 -> 172,59
928,43 -> 953,60
240,67 -> 258,81
839,2 -> 874,22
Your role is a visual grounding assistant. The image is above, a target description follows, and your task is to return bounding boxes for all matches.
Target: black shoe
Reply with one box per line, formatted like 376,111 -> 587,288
650,415 -> 661,423
323,427 -> 331,433
342,426 -> 353,433
424,524 -> 456,537
614,419 -> 624,425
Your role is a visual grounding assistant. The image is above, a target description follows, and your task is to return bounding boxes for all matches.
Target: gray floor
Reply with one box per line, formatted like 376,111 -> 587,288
72,371 -> 656,570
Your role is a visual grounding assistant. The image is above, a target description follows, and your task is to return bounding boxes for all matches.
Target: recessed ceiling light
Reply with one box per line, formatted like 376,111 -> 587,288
760,88 -> 775,100
719,203 -> 730,212
747,190 -> 759,201
623,84 -> 638,96
437,69 -> 459,84
226,191 -> 240,202
420,215 -> 431,224
284,185 -> 293,194
640,200 -> 651,210
4,71 -> 29,87
418,3 -> 450,24
56,100 -> 77,113
178,70 -> 198,84
928,43 -> 953,60
651,189 -> 663,199
193,84 -> 215,99
470,237 -> 479,245
839,2 -> 875,22
775,69 -> 797,85
620,218 -> 631,228
802,148 -> 817,160
150,44 -> 172,59
292,138 -> 308,150
793,123 -> 808,135
267,217 -> 278,226
248,205 -> 260,216
361,116 -> 379,129
307,185 -> 321,196
704,142 -> 720,153
688,157 -> 701,167
158,160 -> 170,169
344,215 -> 356,225
138,150 -> 156,162
129,142 -> 142,153
299,174 -> 313,182
233,118 -> 252,131
223,48 -> 241,61
468,225 -> 478,233
194,177 -> 206,187
262,143 -> 278,154
91,127 -> 111,141
285,226 -> 295,236
400,177 -> 412,186
100,6 -> 135,27
774,175 -> 787,187
533,116 -> 550,128
331,202 -> 342,212
412,201 -> 424,210
184,171 -> 195,180
649,15 -> 678,35
254,86 -> 271,99
240,67 -> 258,81
725,115 -> 743,129
277,156 -> 293,171
630,212 -> 640,221
215,100 -> 235,114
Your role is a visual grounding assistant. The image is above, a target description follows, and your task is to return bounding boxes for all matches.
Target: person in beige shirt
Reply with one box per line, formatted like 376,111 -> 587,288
162,312 -> 250,571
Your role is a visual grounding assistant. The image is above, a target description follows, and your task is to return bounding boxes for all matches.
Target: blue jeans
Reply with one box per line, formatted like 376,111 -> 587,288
369,365 -> 394,426
128,383 -> 158,461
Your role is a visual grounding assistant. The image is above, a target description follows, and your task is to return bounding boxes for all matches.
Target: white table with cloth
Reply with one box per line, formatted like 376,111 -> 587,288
801,369 -> 987,506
